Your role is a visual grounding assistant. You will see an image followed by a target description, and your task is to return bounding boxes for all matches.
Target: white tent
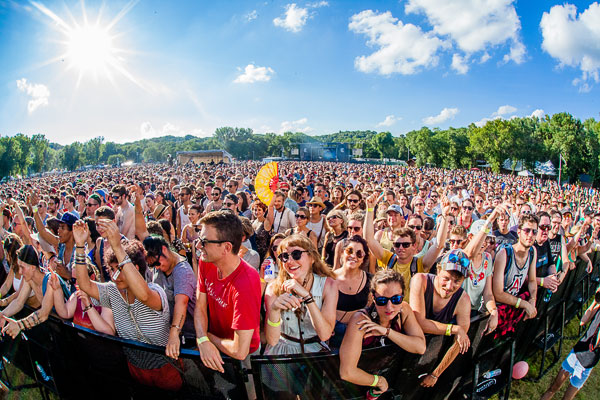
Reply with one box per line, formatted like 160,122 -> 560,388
518,170 -> 534,177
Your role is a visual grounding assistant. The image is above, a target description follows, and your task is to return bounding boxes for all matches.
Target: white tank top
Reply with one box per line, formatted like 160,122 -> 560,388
13,275 -> 35,298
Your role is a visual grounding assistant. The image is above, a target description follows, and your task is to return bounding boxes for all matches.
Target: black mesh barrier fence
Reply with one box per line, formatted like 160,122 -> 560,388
1,253 -> 599,399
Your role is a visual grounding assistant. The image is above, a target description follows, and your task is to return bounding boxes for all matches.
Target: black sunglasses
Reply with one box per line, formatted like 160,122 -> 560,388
408,225 -> 422,230
224,202 -> 235,207
348,226 -> 361,232
373,293 -> 404,306
277,249 -> 307,263
295,214 -> 308,219
198,237 -> 230,247
347,199 -> 360,203
393,241 -> 412,248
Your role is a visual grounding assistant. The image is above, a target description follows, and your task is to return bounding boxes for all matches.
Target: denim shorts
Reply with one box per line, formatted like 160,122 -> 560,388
562,350 -> 593,389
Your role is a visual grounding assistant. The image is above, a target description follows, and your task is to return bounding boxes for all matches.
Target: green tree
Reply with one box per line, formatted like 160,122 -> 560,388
372,131 -> 396,159
30,134 -> 50,173
83,136 -> 104,164
60,142 -> 84,171
12,133 -> 32,175
107,154 -> 125,166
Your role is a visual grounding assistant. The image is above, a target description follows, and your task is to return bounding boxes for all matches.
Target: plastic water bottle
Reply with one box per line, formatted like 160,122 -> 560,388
366,389 -> 382,399
482,369 -> 501,379
35,361 -> 51,381
264,258 -> 276,282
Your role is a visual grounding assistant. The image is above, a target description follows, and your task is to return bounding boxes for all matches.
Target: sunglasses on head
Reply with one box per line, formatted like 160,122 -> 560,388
344,247 -> 365,259
373,293 -> 404,306
447,252 -> 470,268
278,249 -> 307,263
393,241 -> 412,248
295,214 -> 308,219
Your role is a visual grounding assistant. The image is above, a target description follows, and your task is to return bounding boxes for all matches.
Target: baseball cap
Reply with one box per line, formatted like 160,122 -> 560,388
440,249 -> 469,277
59,212 -> 78,227
386,204 -> 404,215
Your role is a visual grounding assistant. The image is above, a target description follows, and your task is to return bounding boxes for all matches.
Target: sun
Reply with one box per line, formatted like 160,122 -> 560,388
66,24 -> 115,74
31,0 -> 141,87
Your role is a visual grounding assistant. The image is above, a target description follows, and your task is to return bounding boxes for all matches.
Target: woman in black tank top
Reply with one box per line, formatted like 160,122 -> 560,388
330,236 -> 372,347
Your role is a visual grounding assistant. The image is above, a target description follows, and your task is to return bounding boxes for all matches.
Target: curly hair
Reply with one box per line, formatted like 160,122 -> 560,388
103,239 -> 148,279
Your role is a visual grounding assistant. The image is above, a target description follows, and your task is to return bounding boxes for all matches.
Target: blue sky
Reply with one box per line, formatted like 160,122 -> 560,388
0,0 -> 599,145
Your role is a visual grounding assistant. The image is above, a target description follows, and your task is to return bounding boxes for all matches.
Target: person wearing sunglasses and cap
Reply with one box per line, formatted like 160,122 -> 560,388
409,249 -> 472,387
492,214 -> 539,338
339,269 -> 425,397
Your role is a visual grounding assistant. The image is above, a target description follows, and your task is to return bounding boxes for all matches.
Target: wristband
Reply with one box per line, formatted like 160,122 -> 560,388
196,336 -> 209,346
540,278 -> 544,287
170,324 -> 182,332
82,304 -> 93,312
445,324 -> 452,336
371,375 -> 379,387
367,208 -> 374,212
515,298 -> 521,309
267,318 -> 282,327
117,257 -> 132,270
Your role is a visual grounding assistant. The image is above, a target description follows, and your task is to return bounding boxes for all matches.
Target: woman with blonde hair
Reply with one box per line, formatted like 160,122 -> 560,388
264,234 -> 338,355
321,209 -> 348,267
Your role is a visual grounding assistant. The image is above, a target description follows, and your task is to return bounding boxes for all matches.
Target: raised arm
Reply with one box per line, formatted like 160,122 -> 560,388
422,206 -> 450,271
132,189 -> 149,242
364,194 -> 386,261
99,219 -> 162,311
72,221 -> 99,300
9,200 -> 32,245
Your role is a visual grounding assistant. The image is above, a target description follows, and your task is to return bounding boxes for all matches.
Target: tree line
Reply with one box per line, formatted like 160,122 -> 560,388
1,112 -> 599,184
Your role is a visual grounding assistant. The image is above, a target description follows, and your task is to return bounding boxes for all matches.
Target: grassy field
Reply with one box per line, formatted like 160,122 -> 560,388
1,318 -> 598,400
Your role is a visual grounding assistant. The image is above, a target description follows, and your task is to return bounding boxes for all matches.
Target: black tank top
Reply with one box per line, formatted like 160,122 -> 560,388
337,272 -> 371,312
424,273 -> 463,324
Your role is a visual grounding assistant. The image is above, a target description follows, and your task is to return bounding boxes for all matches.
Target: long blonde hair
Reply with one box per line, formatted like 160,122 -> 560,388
272,234 -> 335,296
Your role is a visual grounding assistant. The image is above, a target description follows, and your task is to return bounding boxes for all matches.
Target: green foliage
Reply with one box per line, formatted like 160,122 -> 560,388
60,142 -> 84,171
106,154 -> 125,165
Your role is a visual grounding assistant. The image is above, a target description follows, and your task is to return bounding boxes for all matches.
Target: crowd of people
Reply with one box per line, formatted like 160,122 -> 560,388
1,160 -> 599,399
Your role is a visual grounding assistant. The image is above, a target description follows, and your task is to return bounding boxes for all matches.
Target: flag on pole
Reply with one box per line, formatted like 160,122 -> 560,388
560,153 -> 567,166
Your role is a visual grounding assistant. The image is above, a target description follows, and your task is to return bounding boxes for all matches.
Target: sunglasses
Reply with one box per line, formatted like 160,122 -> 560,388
450,207 -> 459,211
111,195 -> 120,200
520,227 -> 538,236
475,199 -> 484,203
393,241 -> 412,248
198,237 -> 230,247
347,199 -> 360,203
539,224 -> 551,231
449,239 -> 464,245
463,206 -> 474,211
86,202 -> 99,207
414,203 -> 424,207
295,214 -> 308,219
212,193 -> 221,196
271,245 -> 279,254
373,293 -> 404,306
224,202 -> 235,207
348,226 -> 361,232
327,215 -> 339,221
408,225 -> 422,231
344,247 -> 365,259
485,237 -> 496,245
277,249 -> 307,263
447,252 -> 470,268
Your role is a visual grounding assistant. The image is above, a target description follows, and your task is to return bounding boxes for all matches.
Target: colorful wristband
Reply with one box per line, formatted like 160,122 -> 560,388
371,375 -> 379,387
515,298 -> 521,309
445,324 -> 452,336
196,336 -> 209,346
367,208 -> 374,212
540,278 -> 544,287
267,318 -> 282,327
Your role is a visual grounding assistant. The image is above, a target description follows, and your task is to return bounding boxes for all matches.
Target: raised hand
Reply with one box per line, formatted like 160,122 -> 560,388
72,220 -> 89,247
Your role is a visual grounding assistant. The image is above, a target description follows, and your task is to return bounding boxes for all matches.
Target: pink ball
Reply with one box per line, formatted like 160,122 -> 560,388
512,361 -> 529,379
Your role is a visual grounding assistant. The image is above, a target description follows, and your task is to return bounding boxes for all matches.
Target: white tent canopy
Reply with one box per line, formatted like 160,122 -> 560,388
518,170 -> 534,177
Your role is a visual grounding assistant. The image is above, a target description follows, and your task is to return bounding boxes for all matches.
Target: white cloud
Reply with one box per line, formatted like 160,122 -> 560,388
423,107 -> 459,126
273,4 -> 309,33
16,78 -> 50,114
451,53 -> 469,74
233,64 -> 275,83
308,1 -> 329,8
376,115 -> 401,128
349,10 -> 448,75
245,10 -> 258,21
530,109 -> 545,119
474,116 -> 501,127
493,105 -> 517,117
480,52 -> 491,63
140,122 -> 205,139
540,3 -> 600,91
405,0 -> 525,69
279,117 -> 313,133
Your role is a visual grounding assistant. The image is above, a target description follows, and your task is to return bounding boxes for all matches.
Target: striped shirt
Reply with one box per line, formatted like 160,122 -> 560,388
96,281 -> 170,369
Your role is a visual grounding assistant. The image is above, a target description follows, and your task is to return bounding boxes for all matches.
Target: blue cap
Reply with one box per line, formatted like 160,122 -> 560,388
59,212 -> 78,227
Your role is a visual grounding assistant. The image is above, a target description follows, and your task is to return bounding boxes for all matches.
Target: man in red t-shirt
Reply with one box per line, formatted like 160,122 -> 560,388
194,210 -> 261,373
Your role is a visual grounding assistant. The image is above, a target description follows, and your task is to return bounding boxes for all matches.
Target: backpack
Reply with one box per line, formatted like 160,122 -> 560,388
386,253 -> 419,277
